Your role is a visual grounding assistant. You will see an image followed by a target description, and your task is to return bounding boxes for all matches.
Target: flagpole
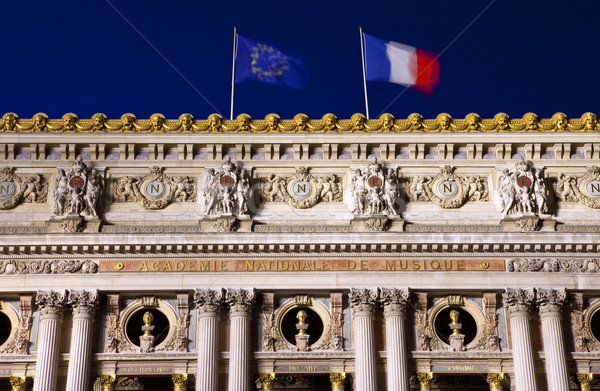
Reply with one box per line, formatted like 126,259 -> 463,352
359,27 -> 370,120
230,27 -> 238,120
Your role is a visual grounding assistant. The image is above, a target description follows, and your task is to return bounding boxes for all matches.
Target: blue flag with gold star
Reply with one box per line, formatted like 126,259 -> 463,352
235,35 -> 308,90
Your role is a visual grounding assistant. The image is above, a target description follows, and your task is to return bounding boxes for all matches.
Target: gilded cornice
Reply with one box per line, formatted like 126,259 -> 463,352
1,112 -> 598,134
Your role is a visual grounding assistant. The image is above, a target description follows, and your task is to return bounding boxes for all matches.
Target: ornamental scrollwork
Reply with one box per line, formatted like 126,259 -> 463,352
497,160 -> 548,217
0,259 -> 98,274
52,157 -> 104,218
200,158 -> 253,216
349,160 -> 402,216
554,166 -> 600,209
261,166 -> 342,209
0,168 -> 48,210
507,258 -> 600,273
113,166 -> 197,210
406,165 -> 488,208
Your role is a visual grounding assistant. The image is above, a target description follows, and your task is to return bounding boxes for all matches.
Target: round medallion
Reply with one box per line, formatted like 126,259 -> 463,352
69,176 -> 85,189
144,181 -> 166,199
0,182 -> 16,200
436,180 -> 458,199
367,176 -> 383,188
290,180 -> 312,199
584,180 -> 600,198
516,175 -> 532,188
220,175 -> 236,189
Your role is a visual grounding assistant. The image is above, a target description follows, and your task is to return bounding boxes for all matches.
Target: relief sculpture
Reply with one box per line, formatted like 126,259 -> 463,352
554,166 -> 600,209
0,167 -> 48,210
261,166 -> 342,209
113,166 -> 196,210
406,165 -> 488,208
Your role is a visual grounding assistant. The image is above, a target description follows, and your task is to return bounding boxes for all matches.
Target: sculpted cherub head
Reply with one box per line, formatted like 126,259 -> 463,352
350,113 -> 366,131
150,113 -> 165,131
208,114 -> 223,132
265,113 -> 280,131
2,113 -> 17,130
465,113 -> 481,130
408,113 -> 423,130
62,113 -> 77,131
236,113 -> 252,131
179,113 -> 194,131
92,113 -> 107,131
552,112 -> 568,131
293,113 -> 309,131
33,113 -> 48,131
380,113 -> 395,131
436,113 -> 452,130
583,112 -> 597,130
494,113 -> 510,130
523,112 -> 539,130
322,113 -> 337,131
121,113 -> 136,131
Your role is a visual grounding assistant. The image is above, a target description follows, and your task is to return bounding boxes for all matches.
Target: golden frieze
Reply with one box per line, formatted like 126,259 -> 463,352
1,112 -> 599,133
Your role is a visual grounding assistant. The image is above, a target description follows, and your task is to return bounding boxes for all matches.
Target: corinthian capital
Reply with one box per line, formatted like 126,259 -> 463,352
68,290 -> 99,315
194,289 -> 224,314
225,288 -> 255,314
536,288 -> 567,316
349,288 -> 378,314
380,288 -> 410,316
502,288 -> 535,316
36,290 -> 67,317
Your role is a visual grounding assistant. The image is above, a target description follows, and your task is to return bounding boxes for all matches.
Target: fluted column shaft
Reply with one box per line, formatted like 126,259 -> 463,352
66,290 -> 98,391
34,291 -> 67,391
381,289 -> 410,391
197,311 -> 220,390
537,289 -> 569,391
504,289 -> 537,391
194,289 -> 224,391
226,289 -> 255,391
349,289 -> 378,391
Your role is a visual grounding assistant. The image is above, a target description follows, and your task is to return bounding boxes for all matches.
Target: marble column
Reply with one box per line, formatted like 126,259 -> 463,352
536,288 -> 569,391
416,373 -> 434,391
10,377 -> 31,391
226,289 -> 256,391
33,290 -> 67,391
173,374 -> 189,391
487,373 -> 504,390
503,288 -> 537,391
576,373 -> 593,391
193,289 -> 224,391
329,373 -> 346,391
349,288 -> 378,391
66,290 -> 99,391
380,288 -> 410,391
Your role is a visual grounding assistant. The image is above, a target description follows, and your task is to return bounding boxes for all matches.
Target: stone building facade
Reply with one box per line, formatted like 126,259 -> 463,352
0,111 -> 599,391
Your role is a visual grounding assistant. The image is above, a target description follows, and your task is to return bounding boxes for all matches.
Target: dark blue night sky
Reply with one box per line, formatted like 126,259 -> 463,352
1,1 -> 598,121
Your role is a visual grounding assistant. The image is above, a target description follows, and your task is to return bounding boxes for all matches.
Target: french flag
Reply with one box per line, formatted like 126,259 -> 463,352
363,33 -> 441,95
